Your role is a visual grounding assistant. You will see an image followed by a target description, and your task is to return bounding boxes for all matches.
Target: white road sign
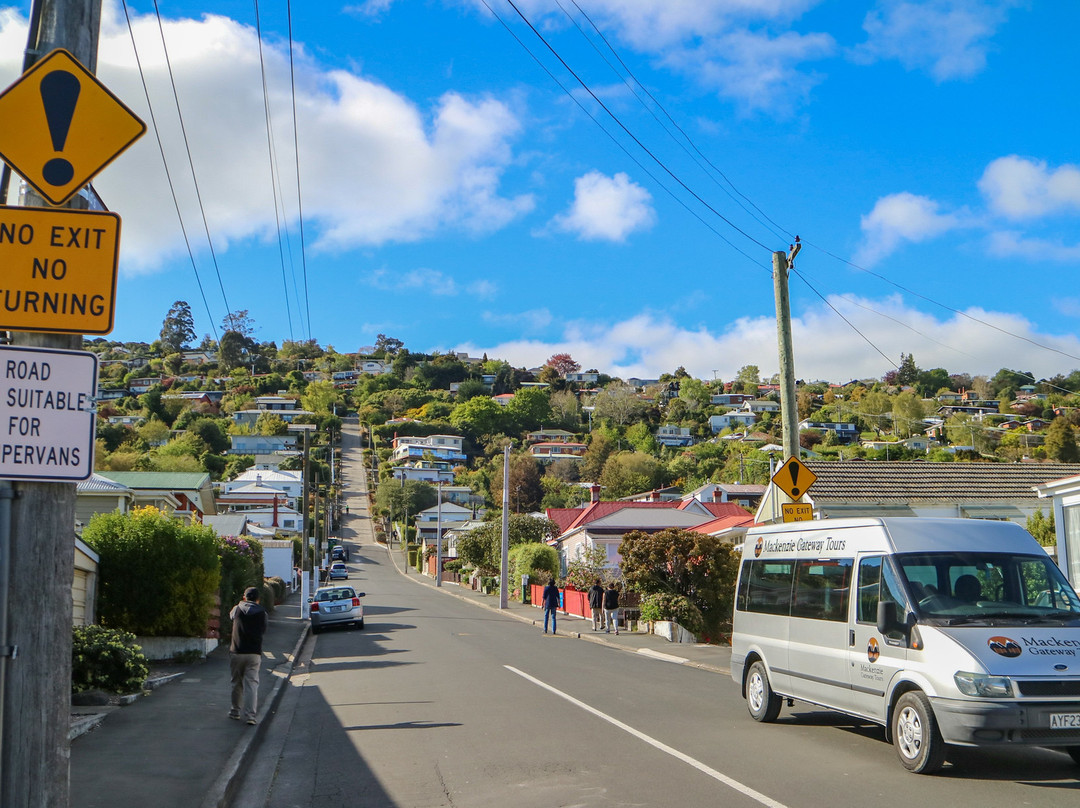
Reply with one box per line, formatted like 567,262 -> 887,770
0,345 -> 97,481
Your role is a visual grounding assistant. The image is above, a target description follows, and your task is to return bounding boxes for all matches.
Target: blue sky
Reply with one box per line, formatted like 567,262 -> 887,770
1,1 -> 1078,384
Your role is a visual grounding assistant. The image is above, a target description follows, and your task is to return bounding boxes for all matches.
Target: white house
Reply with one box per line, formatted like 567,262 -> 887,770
391,435 -> 467,464
709,411 -> 758,432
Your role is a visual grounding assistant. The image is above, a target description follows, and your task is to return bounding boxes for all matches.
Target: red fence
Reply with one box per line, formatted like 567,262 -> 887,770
528,585 -> 590,618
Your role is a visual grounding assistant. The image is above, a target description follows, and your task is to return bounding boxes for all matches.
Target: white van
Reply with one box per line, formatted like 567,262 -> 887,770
731,517 -> 1080,773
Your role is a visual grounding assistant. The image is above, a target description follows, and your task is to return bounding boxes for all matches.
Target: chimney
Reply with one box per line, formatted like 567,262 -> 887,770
713,488 -> 723,503
256,474 -> 262,486
590,484 -> 601,503
651,490 -> 660,502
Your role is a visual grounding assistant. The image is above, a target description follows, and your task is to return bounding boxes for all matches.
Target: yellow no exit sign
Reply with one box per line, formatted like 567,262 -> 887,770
0,49 -> 145,206
0,206 -> 120,334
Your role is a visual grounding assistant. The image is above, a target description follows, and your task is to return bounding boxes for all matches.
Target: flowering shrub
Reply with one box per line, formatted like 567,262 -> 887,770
72,625 -> 149,695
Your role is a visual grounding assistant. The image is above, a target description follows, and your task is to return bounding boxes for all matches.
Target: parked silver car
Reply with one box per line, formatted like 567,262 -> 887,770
309,586 -> 365,633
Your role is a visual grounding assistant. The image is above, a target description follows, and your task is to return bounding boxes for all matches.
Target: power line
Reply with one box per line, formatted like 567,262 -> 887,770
253,0 -> 295,342
151,0 -> 232,321
559,0 -> 791,245
478,0 -> 767,268
501,0 -> 772,254
287,0 -> 312,341
120,0 -> 218,341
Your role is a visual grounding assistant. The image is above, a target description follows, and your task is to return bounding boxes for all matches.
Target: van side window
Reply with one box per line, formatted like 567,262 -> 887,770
857,556 -> 905,638
791,559 -> 853,622
745,560 -> 795,615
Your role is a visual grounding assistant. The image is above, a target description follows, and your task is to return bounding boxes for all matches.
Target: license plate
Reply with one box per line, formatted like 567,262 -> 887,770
1050,713 -> 1080,728
329,605 -> 343,613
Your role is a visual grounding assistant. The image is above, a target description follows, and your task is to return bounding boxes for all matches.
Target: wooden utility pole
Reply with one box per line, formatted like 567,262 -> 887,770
3,2 -> 102,806
773,238 -> 801,462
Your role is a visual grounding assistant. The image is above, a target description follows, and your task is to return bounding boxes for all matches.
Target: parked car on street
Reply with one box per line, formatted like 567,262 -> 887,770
309,585 -> 365,633
331,545 -> 347,562
329,561 -> 349,580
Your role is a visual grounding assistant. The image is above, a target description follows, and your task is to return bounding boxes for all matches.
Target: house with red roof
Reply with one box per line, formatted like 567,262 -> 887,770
548,486 -> 752,573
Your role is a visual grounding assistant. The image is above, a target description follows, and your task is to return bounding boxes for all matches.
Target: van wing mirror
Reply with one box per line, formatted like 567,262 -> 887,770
876,600 -> 899,635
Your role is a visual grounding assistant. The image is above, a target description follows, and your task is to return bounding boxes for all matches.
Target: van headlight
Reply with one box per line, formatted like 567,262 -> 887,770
954,672 -> 1013,698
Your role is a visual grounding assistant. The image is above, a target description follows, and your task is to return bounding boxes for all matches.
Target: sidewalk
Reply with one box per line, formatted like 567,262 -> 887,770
69,595 -> 308,808
382,543 -> 733,676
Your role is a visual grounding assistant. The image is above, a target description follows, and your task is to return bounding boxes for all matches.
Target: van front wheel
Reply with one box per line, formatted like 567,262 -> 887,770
746,661 -> 782,722
892,691 -> 945,773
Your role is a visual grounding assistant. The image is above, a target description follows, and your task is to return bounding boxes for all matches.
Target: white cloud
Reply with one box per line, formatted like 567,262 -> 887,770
855,0 -> 1016,81
855,192 -> 965,265
459,298 -> 1080,382
502,0 -> 833,113
987,231 -> 1080,262
978,156 -> 1080,220
670,29 -> 835,113
550,171 -> 655,241
0,7 -> 533,273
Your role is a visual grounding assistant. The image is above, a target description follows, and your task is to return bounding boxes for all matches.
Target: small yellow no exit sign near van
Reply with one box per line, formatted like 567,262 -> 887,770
772,456 -> 817,500
782,502 -> 814,522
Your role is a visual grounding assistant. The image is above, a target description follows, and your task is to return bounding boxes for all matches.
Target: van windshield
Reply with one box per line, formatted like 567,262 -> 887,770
894,551 -> 1080,626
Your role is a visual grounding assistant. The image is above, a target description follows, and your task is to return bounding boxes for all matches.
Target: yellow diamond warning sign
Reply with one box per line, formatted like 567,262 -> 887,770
0,49 -> 145,206
0,206 -> 120,334
771,456 -> 817,501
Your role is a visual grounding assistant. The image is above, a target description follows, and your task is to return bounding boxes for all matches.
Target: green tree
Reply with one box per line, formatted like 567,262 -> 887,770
891,391 -> 925,438
456,514 -> 558,575
677,377 -> 710,412
221,310 -> 256,338
564,545 -> 611,591
218,330 -> 255,370
1044,418 -> 1080,462
599,451 -> 665,498
619,528 -> 741,639
450,395 -> 507,439
733,365 -> 760,394
592,382 -> 646,426
301,380 -> 340,415
255,412 -> 288,436
896,353 -> 920,387
509,543 -> 560,597
1026,508 -> 1056,547
505,387 -> 552,434
159,300 -> 196,354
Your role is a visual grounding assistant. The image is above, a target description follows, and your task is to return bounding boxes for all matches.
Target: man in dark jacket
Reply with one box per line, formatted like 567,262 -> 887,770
603,582 -> 620,635
541,577 -> 560,635
588,579 -> 605,631
229,586 -> 268,724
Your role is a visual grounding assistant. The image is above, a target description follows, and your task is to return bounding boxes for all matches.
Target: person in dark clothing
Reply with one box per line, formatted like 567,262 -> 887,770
588,579 -> 605,631
229,586 -> 268,724
603,582 -> 620,634
541,577 -> 561,634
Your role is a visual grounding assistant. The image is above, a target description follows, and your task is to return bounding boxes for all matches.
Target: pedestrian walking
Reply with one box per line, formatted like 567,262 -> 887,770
345,503 -> 349,514
603,582 -> 620,635
229,586 -> 268,725
588,578 -> 604,631
542,577 -> 560,634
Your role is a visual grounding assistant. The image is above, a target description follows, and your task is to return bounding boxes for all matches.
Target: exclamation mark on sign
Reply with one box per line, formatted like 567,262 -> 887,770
40,69 -> 80,187
787,460 -> 801,497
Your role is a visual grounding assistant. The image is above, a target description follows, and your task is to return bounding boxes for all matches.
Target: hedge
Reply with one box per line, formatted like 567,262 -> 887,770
83,507 -> 220,637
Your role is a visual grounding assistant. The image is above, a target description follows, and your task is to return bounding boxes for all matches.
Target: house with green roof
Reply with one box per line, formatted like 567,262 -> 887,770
98,471 -> 217,522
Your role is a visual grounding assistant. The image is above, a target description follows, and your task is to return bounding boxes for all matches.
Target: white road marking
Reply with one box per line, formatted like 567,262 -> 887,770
636,648 -> 689,664
505,665 -> 790,808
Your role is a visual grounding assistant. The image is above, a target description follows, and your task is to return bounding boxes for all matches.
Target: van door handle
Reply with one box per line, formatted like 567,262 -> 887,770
849,630 -> 856,646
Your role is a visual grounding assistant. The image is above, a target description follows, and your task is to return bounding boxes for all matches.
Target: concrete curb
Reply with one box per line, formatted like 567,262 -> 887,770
381,542 -> 731,676
199,621 -> 310,808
